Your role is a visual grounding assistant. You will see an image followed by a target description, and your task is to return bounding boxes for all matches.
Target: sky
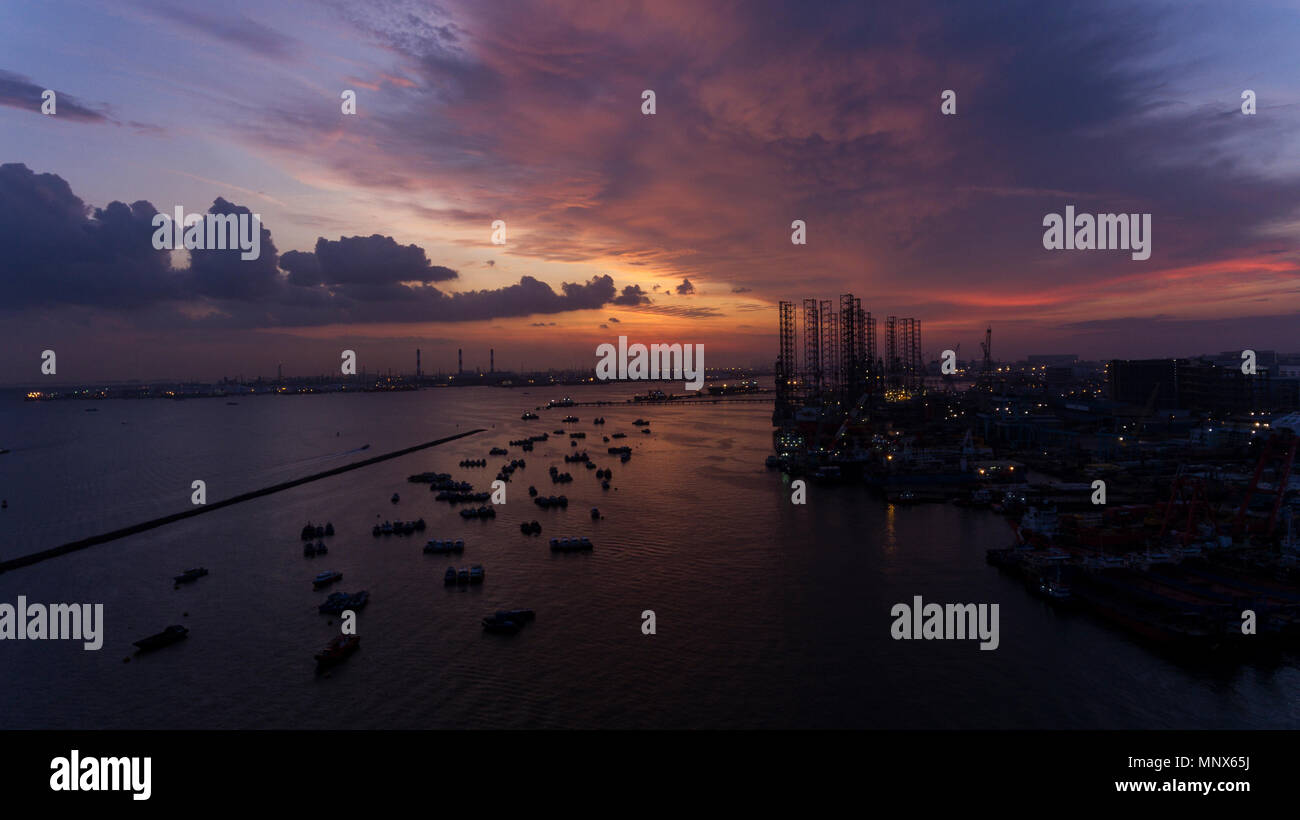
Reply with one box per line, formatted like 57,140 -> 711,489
2,0 -> 1299,383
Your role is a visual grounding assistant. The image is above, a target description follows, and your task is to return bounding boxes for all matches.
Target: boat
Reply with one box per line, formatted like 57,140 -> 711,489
591,507 -> 601,519
520,520 -> 542,535
521,411 -> 539,420
424,539 -> 465,554
133,625 -> 189,652
481,609 -> 534,634
444,567 -> 457,585
562,416 -> 579,423
301,523 -> 318,541
390,493 -> 400,504
318,590 -> 369,614
313,570 -> 343,589
457,568 -> 470,585
469,565 -> 485,583
173,567 -> 208,584
314,634 -> 360,667
303,542 -> 318,557
482,614 -> 522,634
324,522 -> 334,536
549,536 -> 594,552
315,541 -> 328,555
633,419 -> 649,426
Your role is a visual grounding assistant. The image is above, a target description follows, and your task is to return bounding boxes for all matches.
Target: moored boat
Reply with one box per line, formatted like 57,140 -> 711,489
133,625 -> 189,652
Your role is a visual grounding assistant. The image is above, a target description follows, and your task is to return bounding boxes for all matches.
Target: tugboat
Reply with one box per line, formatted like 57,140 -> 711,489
312,570 -> 343,589
314,634 -> 360,668
173,567 -> 208,584
133,625 -> 189,652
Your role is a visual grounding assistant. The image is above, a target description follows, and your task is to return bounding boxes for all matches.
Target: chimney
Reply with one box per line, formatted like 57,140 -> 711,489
416,348 -> 421,378
458,348 -> 463,375
490,348 -> 495,373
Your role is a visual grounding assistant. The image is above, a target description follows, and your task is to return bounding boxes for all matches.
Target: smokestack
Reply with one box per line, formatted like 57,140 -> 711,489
458,348 -> 463,375
490,348 -> 495,373
416,348 -> 421,378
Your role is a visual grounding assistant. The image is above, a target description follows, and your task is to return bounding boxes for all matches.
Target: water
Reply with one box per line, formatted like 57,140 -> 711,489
1,386 -> 1297,729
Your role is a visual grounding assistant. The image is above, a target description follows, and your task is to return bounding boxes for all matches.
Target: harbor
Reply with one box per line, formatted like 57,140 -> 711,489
769,294 -> 1300,653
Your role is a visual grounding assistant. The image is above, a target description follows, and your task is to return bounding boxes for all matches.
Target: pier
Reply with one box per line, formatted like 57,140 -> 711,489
0,429 -> 485,575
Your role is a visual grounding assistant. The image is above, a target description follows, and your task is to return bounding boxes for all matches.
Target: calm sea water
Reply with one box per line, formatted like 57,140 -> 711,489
1,385 -> 1297,729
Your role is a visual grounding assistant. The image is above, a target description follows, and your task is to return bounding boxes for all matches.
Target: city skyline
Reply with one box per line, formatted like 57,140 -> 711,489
3,0 -> 1299,382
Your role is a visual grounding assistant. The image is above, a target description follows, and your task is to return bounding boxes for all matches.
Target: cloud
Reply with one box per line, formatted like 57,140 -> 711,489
611,284 -> 651,306
281,234 -> 458,288
676,278 -> 695,295
0,70 -> 112,124
0,164 -> 645,327
731,286 -> 751,293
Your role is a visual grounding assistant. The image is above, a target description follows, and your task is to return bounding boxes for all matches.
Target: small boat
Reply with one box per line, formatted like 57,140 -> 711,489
173,567 -> 208,584
318,590 -> 369,614
390,493 -> 400,504
133,625 -> 189,652
591,507 -> 600,519
457,568 -> 470,585
315,541 -> 328,555
562,416 -> 579,423
424,539 -> 465,554
482,615 -> 521,634
304,542 -> 318,557
324,522 -> 335,536
500,609 -> 535,622
633,419 -> 649,426
314,634 -> 360,668
469,565 -> 485,583
444,567 -> 457,585
313,570 -> 343,589
521,411 -> 539,420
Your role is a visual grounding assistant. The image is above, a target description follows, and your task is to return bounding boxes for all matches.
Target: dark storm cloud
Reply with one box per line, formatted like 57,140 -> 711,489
187,197 -> 281,301
675,278 -> 695,295
281,234 -> 458,287
0,70 -> 111,123
0,165 -> 637,326
0,163 -> 175,309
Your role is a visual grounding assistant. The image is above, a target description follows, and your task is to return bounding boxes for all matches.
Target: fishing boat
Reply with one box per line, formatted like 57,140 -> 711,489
424,539 -> 465,554
313,570 -> 343,589
314,634 -> 360,668
133,625 -> 189,652
318,590 -> 369,614
173,567 -> 208,584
